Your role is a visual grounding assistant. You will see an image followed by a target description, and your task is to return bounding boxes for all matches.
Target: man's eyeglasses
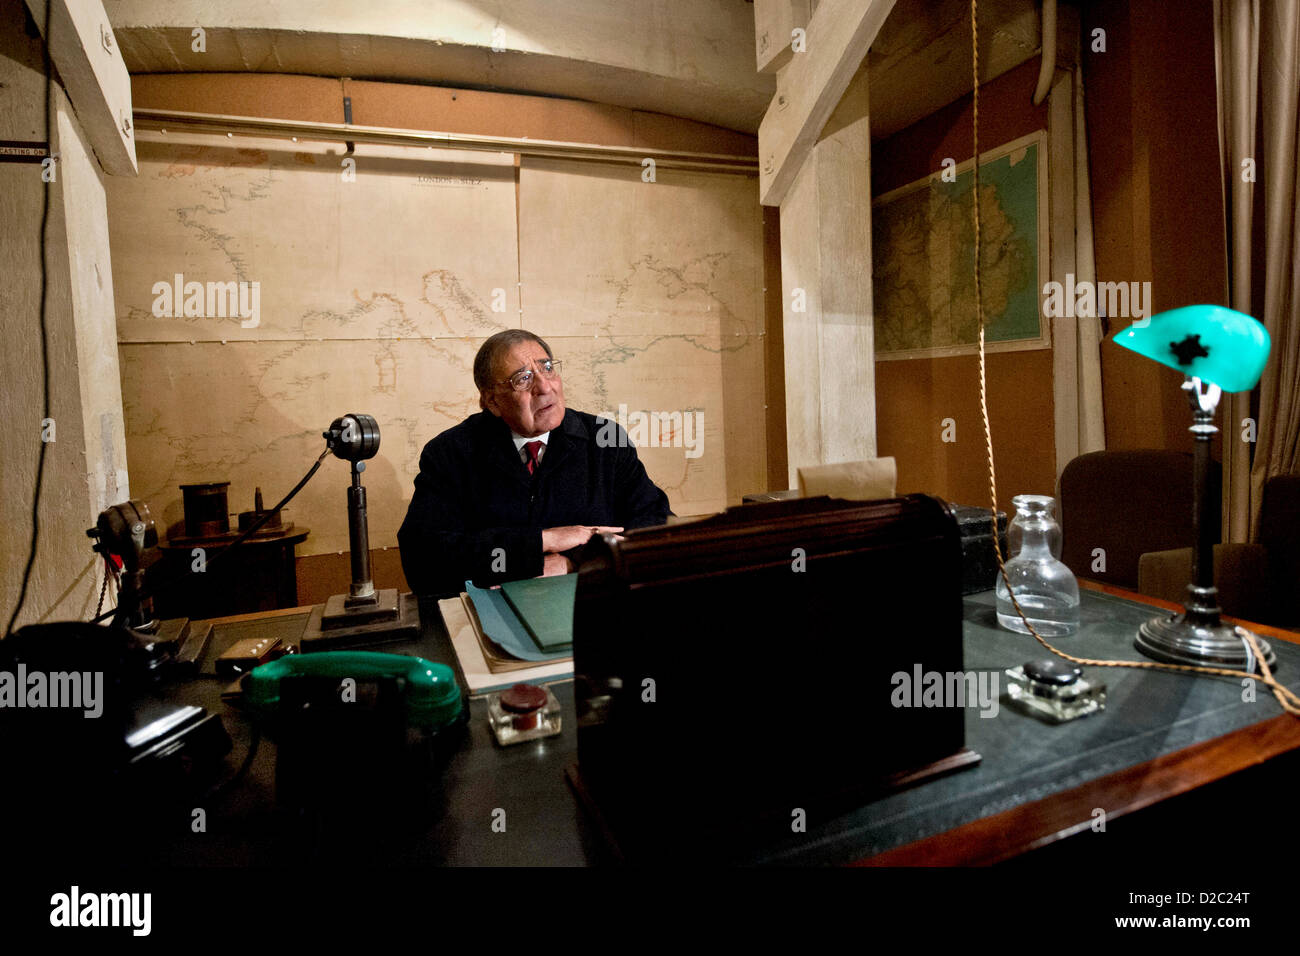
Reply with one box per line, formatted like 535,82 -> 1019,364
500,359 -> 562,391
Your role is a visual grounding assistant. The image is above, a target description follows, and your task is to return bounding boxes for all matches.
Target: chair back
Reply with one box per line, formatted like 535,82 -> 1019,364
1059,450 -> 1219,589
796,457 -> 897,500
1258,474 -> 1300,625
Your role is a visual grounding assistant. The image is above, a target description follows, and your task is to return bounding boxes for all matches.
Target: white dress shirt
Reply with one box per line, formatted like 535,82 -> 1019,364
510,429 -> 551,466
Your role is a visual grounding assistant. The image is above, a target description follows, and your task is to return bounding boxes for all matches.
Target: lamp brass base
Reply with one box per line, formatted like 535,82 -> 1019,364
1135,585 -> 1275,672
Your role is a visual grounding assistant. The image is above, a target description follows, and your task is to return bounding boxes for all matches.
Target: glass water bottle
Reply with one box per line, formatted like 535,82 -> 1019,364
996,495 -> 1079,636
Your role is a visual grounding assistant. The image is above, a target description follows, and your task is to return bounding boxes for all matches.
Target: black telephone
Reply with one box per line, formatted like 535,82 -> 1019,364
0,619 -> 232,861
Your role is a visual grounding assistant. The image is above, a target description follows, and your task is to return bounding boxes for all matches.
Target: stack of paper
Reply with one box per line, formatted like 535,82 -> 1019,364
442,574 -> 576,695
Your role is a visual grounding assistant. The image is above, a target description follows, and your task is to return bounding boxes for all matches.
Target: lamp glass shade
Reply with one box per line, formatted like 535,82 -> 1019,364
1112,304 -> 1270,392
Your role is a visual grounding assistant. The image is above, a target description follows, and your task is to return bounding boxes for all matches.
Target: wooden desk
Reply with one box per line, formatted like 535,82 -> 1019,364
170,583 -> 1300,866
861,579 -> 1300,865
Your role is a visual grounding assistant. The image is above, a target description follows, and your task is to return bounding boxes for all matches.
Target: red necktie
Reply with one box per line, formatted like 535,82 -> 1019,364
524,440 -> 543,475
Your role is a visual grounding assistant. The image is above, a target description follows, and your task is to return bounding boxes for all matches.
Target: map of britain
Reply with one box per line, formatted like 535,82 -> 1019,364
872,133 -> 1046,359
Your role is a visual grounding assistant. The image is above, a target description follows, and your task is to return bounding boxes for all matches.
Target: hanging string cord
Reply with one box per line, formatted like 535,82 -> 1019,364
968,0 -> 1299,715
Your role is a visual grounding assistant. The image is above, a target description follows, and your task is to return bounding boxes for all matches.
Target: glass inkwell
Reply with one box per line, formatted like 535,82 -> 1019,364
996,495 -> 1080,636
487,682 -> 562,746
1005,659 -> 1106,723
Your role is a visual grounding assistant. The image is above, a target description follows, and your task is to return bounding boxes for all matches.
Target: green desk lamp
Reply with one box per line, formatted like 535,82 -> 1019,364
1113,304 -> 1274,670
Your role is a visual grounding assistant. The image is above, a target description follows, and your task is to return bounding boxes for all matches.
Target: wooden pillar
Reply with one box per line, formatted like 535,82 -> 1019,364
2,0 -> 134,626
779,66 -> 875,486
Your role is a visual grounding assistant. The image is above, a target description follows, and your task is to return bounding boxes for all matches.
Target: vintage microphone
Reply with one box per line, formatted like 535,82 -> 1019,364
323,414 -> 382,606
301,414 -> 421,648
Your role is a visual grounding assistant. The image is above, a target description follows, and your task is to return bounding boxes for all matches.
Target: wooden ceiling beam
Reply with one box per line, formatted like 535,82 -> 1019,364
754,0 -> 812,74
24,0 -> 137,175
756,0 -> 895,206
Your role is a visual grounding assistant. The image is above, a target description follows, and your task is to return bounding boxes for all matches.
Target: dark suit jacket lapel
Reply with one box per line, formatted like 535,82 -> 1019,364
478,413 -> 532,490
536,410 -> 585,476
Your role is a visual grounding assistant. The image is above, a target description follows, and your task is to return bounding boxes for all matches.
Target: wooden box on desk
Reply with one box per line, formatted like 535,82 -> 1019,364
571,494 -> 980,860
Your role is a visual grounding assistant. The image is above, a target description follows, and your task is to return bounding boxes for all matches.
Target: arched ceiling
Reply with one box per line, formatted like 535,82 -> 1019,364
102,0 -> 1061,139
103,0 -> 776,134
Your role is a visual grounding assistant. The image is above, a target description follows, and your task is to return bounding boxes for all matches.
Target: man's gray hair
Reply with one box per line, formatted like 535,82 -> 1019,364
474,329 -> 553,409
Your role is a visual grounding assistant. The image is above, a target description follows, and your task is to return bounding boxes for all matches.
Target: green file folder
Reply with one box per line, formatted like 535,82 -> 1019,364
499,574 -> 577,652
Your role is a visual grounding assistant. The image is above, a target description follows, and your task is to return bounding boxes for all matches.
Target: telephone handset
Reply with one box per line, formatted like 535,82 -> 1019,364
242,651 -> 465,732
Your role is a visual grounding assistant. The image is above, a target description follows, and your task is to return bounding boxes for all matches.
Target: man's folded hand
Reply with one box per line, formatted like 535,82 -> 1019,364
541,524 -> 623,553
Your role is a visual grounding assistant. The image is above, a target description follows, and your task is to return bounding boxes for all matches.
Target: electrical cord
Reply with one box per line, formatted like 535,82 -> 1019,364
5,0 -> 55,639
95,565 -> 108,618
95,557 -> 113,619
968,0 -> 1299,716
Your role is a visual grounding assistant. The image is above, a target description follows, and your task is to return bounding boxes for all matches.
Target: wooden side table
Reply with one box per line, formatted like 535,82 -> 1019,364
153,527 -> 310,620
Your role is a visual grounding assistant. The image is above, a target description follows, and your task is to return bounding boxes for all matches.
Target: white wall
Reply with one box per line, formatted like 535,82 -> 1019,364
1,0 -> 129,628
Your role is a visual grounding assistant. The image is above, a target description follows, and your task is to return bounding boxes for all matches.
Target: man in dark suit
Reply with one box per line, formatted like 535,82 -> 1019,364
398,329 -> 672,598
